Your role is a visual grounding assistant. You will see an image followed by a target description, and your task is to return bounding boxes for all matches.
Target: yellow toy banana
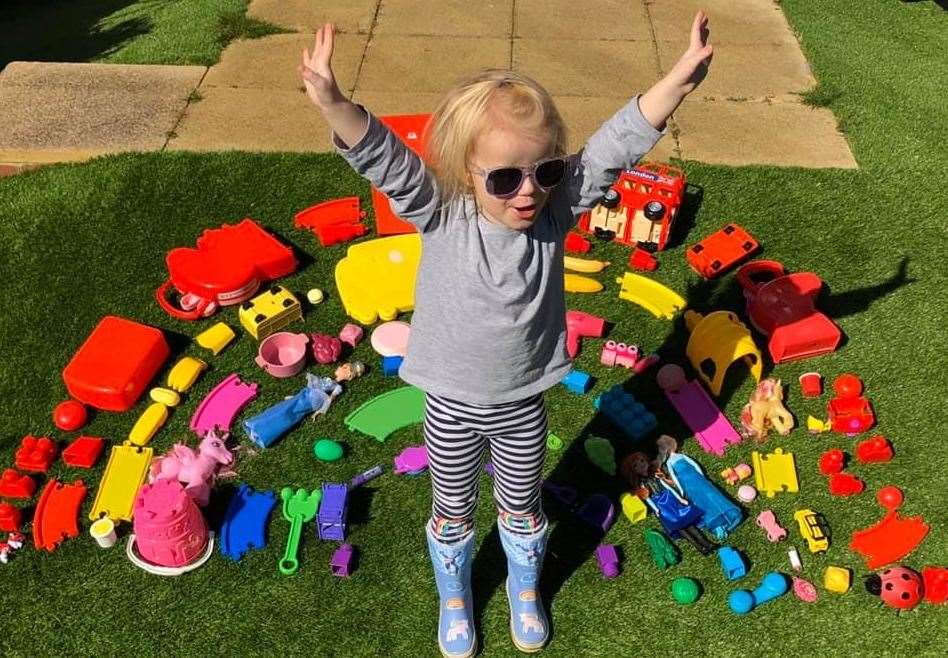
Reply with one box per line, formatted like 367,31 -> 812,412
564,256 -> 610,273
564,274 -> 604,293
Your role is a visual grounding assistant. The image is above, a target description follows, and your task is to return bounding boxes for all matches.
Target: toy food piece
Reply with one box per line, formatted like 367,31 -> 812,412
564,256 -> 609,273
657,363 -> 741,456
756,510 -> 787,542
584,436 -> 616,475
565,310 -> 606,358
338,323 -> 363,347
720,463 -> 752,486
594,385 -> 657,441
824,566 -> 851,593
807,416 -> 830,433
546,432 -> 563,451
255,332 -> 309,377
128,402 -> 169,447
827,373 -> 875,435
345,386 -> 425,442
718,546 -> 747,581
166,356 -> 208,392
671,577 -> 701,605
792,577 -> 818,603
62,436 -> 105,469
88,444 -> 153,522
793,509 -> 830,553
307,288 -> 325,305
370,320 -> 411,357
335,233 -> 421,324
294,196 -> 368,247
799,372 -> 822,398
313,439 -> 344,462
683,310 -> 762,397
561,369 -> 593,394
855,435 -> 893,464
330,544 -> 356,577
728,572 -> 788,615
15,435 -> 57,473
564,273 -> 604,293
53,400 -> 88,432
644,528 -> 680,570
737,485 -> 757,503
752,448 -> 798,497
687,223 -> 759,279
739,378 -> 794,441
620,492 -> 647,524
219,485 -> 277,562
0,469 -> 36,499
279,487 -> 322,575
63,315 -> 170,411
33,479 -> 87,552
239,286 -> 303,341
850,487 -> 929,569
195,323 -> 235,355
311,333 -> 343,364
150,387 -> 181,407
616,272 -> 685,319
865,566 -> 924,610
190,373 -> 259,436
564,232 -> 590,254
89,517 -> 117,548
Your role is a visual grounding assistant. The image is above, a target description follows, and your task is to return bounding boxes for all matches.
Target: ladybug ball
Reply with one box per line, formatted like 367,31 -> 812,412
865,566 -> 923,610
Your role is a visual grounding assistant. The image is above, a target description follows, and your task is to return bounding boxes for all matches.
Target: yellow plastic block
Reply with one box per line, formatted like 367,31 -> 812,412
752,448 -> 799,498
616,272 -> 685,319
620,492 -> 648,524
89,443 -> 153,522
807,415 -> 830,433
824,566 -> 851,593
128,402 -> 168,446
195,322 -> 236,354
335,234 -> 421,324
238,286 -> 302,340
150,387 -> 181,407
166,356 -> 207,393
684,310 -> 762,396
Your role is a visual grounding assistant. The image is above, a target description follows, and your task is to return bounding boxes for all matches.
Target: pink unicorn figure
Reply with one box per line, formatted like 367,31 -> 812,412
149,429 -> 234,506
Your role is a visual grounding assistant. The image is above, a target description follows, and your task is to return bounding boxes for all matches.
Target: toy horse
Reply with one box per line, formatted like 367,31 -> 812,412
740,378 -> 794,442
149,429 -> 234,506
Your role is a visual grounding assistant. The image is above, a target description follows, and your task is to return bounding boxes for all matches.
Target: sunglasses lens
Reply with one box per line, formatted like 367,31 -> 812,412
486,168 -> 524,197
535,158 -> 566,188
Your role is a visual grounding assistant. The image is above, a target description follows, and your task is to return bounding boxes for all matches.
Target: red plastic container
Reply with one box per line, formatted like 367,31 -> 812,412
63,316 -> 170,412
372,114 -> 431,236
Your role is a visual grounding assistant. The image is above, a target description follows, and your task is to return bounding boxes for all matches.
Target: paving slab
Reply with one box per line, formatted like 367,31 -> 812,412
515,0 -> 652,41
553,95 -> 679,160
168,86 -> 333,153
514,38 -> 660,97
204,32 -> 368,93
375,0 -> 512,37
248,0 -> 379,33
358,35 -> 510,93
674,99 -> 857,168
646,0 -> 796,45
0,62 -> 205,163
349,90 -> 446,118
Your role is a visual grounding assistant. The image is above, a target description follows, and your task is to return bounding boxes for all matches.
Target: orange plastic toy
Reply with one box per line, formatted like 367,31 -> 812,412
33,479 -> 87,552
294,197 -> 368,246
850,486 -> 929,569
686,223 -> 759,279
373,114 -> 431,236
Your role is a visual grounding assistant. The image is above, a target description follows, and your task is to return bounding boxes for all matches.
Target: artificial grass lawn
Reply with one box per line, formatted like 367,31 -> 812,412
0,1 -> 946,656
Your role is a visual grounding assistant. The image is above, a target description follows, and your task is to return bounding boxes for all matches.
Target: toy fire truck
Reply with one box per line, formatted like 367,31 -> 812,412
578,162 -> 686,251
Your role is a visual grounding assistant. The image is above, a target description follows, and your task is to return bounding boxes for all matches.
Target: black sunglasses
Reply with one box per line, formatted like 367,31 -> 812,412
470,157 -> 567,198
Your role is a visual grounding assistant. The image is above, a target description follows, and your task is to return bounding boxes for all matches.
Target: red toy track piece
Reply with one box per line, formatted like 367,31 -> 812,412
294,197 -> 369,247
32,479 -> 87,552
850,487 -> 929,569
828,472 -> 865,497
0,503 -> 22,532
628,246 -> 658,271
922,566 -> 948,604
14,435 -> 57,473
62,436 -> 106,469
565,232 -> 591,254
0,469 -> 36,499
686,223 -> 759,279
819,449 -> 845,475
53,399 -> 88,431
855,435 -> 894,464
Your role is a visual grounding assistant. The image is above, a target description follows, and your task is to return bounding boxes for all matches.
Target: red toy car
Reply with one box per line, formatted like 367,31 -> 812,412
578,163 -> 685,251
687,223 -> 759,278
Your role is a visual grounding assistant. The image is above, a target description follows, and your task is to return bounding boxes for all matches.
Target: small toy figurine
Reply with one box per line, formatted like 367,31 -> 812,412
6,532 -> 24,550
720,463 -> 752,485
334,361 -> 366,382
740,378 -> 794,441
149,429 -> 234,506
310,333 -> 343,365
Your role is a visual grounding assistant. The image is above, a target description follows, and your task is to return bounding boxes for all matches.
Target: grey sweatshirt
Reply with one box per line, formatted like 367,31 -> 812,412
334,95 -> 663,404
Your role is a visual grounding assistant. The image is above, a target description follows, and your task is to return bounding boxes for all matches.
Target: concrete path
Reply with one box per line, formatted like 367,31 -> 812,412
0,0 -> 856,170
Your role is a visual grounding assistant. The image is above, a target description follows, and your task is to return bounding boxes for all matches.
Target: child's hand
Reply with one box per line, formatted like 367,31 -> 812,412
666,11 -> 713,95
299,23 -> 346,109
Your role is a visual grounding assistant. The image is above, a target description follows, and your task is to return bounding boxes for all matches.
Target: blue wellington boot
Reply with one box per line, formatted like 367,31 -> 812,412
426,526 -> 477,658
499,524 -> 550,652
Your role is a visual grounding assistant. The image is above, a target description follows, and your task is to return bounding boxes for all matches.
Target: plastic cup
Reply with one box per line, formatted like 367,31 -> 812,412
90,517 -> 117,548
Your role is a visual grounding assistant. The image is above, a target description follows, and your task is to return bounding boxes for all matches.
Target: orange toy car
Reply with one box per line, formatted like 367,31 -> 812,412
686,223 -> 759,278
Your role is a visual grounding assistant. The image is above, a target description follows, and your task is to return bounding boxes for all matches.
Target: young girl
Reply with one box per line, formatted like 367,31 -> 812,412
301,14 -> 712,656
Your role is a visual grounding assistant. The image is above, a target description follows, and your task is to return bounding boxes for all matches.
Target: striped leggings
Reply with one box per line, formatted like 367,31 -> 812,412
423,392 -> 549,540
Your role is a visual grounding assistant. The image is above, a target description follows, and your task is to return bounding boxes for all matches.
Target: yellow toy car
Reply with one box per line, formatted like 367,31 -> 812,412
793,508 -> 830,553
239,286 -> 302,340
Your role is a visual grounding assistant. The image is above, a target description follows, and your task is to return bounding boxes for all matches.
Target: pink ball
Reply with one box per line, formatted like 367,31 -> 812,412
737,485 -> 758,503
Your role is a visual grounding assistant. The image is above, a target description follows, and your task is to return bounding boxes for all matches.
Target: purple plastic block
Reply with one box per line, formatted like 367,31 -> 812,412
595,543 -> 620,579
330,543 -> 356,577
394,445 -> 428,475
577,494 -> 616,533
658,365 -> 741,456
317,483 -> 348,541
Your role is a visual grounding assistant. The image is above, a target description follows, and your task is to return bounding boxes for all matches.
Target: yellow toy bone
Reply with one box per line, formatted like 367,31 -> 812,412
740,378 -> 794,441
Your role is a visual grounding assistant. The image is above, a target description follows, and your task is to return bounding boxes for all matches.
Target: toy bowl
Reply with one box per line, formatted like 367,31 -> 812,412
255,332 -> 309,378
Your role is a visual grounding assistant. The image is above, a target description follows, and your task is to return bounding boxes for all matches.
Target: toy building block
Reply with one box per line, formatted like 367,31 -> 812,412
195,323 -> 235,356
0,504 -> 22,532
62,436 -> 105,469
856,435 -> 893,464
600,341 -> 639,368
818,449 -> 845,475
824,566 -> 851,594
317,483 -> 348,542
564,232 -> 591,254
595,544 -> 620,579
330,544 -> 356,577
0,469 -> 36,499
239,286 -> 303,341
657,363 -> 741,456
828,473 -> 865,497
751,448 -> 798,498
728,572 -> 788,615
594,385 -> 657,441
756,510 -> 787,542
922,566 -> 948,605
628,247 -> 658,272
687,223 -> 759,279
15,435 -> 57,473
382,355 -> 403,377
620,492 -> 647,524
799,372 -> 822,398
167,356 -> 208,392
644,528 -> 680,570
793,509 -> 830,554
562,370 -> 593,395
339,323 -> 364,347
718,546 -> 747,581
33,479 -> 87,552
850,486 -> 929,569
219,485 -> 277,562
720,463 -> 752,486
577,494 -> 616,533
565,310 -> 605,358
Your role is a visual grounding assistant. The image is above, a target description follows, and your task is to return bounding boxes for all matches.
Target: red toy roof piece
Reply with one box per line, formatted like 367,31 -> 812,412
32,479 -> 87,552
14,435 -> 57,473
922,566 -> 947,605
828,472 -> 865,497
0,503 -> 22,532
855,435 -> 894,464
62,436 -> 106,469
294,197 -> 369,247
850,509 -> 930,570
0,468 -> 36,499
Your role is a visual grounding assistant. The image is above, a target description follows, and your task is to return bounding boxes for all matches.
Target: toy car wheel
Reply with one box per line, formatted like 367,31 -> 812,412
594,227 -> 616,241
601,189 -> 621,209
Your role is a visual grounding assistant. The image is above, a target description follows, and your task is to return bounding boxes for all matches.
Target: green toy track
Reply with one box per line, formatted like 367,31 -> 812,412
344,386 -> 425,442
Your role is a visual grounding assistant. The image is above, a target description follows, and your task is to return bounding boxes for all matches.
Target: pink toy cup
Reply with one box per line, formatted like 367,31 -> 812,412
133,480 -> 208,567
255,332 -> 308,378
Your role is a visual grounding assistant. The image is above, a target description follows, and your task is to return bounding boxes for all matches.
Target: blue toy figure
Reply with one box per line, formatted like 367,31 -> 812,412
665,451 -> 743,539
244,374 -> 342,448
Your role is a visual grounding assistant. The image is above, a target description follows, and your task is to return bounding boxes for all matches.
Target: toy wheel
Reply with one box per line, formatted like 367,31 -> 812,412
601,189 -> 621,209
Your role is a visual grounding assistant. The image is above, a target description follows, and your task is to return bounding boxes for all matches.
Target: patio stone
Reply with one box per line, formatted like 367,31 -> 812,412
515,0 -> 651,41
646,0 -> 797,45
375,0 -> 513,37
248,0 -> 379,33
553,95 -> 679,159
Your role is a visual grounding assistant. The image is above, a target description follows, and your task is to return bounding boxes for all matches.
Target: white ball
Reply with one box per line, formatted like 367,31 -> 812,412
737,485 -> 758,503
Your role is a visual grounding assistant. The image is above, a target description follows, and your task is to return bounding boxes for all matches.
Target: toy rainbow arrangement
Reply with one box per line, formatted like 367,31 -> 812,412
1,155 -> 942,616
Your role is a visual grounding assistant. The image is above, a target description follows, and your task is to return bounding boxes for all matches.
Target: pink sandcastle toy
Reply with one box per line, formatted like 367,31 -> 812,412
149,429 -> 233,507
190,373 -> 258,435
657,364 -> 741,456
255,332 -> 309,377
132,479 -> 208,568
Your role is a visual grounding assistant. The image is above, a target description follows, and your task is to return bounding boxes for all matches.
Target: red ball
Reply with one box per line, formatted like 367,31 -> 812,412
877,485 -> 903,510
833,373 -> 863,398
53,400 -> 88,431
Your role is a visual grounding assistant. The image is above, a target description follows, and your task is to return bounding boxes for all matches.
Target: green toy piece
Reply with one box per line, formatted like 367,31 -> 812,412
279,487 -> 322,575
313,439 -> 344,462
644,528 -> 680,570
344,386 -> 425,442
584,435 -> 616,475
546,431 -> 563,450
671,577 -> 701,605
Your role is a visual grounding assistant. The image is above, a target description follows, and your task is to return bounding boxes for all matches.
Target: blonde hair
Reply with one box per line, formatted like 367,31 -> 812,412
426,69 -> 568,201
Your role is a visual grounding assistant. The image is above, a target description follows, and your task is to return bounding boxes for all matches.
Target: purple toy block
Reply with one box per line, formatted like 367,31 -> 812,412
595,543 -> 620,579
542,480 -> 578,507
577,494 -> 616,533
330,543 -> 356,577
317,483 -> 348,541
657,364 -> 741,456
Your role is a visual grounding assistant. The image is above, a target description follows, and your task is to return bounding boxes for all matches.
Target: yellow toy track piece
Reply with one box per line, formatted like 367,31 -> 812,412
128,402 -> 168,446
335,234 -> 421,324
195,322 -> 235,355
752,448 -> 799,498
564,256 -> 610,273
564,273 -> 603,293
615,271 -> 685,319
89,443 -> 153,522
166,356 -> 207,393
684,310 -> 762,396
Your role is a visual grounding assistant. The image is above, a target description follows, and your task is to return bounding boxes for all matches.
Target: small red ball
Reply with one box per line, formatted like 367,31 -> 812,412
833,373 -> 863,398
53,400 -> 88,432
877,485 -> 903,510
